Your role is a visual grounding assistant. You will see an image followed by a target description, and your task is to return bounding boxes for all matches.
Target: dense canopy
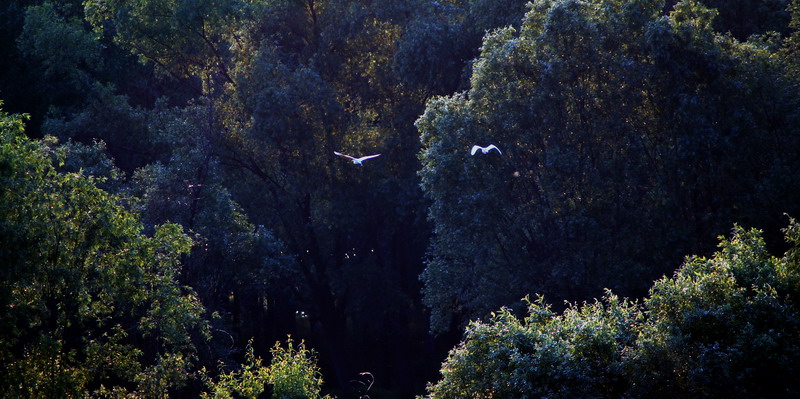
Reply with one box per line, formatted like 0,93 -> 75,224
1,0 -> 800,397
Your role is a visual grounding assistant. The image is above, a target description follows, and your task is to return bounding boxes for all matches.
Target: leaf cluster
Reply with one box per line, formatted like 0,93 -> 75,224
425,220 -> 800,398
0,106 -> 209,397
201,337 -> 332,399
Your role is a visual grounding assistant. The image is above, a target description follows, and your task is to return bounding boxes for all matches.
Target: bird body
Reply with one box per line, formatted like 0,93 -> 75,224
334,151 -> 381,165
471,144 -> 502,155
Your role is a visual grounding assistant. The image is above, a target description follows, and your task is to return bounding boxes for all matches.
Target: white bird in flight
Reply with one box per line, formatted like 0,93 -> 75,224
471,144 -> 502,155
334,151 -> 381,165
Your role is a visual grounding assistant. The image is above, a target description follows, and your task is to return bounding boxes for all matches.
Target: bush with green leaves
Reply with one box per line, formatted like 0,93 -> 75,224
630,222 -> 800,398
202,337 -> 332,399
425,294 -> 640,399
424,219 -> 800,398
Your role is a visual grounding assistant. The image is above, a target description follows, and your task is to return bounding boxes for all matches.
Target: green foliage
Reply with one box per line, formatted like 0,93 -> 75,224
202,339 -> 271,399
12,0 -> 106,134
784,0 -> 800,78
127,101 -> 300,355
206,2 -> 437,387
84,0 -> 250,87
11,0 -> 449,392
41,83 -> 161,172
418,0 -> 800,333
18,2 -> 101,94
15,0 -> 186,168
424,221 -> 800,398
267,337 -> 331,399
425,294 -> 640,399
7,0 -> 800,396
394,0 -> 529,94
202,337 -> 331,399
630,222 -> 800,397
0,106 -> 209,397
52,139 -> 124,192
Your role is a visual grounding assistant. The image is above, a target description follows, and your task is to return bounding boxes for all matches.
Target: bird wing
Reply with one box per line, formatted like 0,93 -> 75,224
334,151 -> 357,160
487,144 -> 502,154
470,145 -> 481,155
356,154 -> 381,162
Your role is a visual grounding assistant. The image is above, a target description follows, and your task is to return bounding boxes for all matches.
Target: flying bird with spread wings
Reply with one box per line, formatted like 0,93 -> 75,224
334,151 -> 381,165
470,144 -> 502,155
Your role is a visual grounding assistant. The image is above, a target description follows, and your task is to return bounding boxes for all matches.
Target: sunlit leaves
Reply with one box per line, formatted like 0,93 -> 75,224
84,0 -> 251,88
201,337 -> 332,399
427,293 -> 640,399
0,108 -> 208,397
426,221 -> 800,398
631,223 -> 800,397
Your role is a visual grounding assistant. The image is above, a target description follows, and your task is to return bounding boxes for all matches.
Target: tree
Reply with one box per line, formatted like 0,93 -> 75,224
17,1 -> 194,170
18,0 -> 444,392
424,294 -> 640,399
83,0 -> 250,93
17,2 -> 100,106
423,219 -> 800,398
0,105 -> 208,397
784,0 -> 800,77
394,0 -> 530,95
215,17 -> 426,384
126,101 -> 301,364
417,0 -> 800,334
201,0 -> 443,389
8,0 -> 102,136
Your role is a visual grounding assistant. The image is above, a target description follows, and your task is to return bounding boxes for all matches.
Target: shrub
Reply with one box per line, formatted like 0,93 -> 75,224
202,337 -> 332,399
424,219 -> 800,398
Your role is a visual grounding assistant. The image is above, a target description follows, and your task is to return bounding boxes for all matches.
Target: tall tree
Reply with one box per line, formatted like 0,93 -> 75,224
0,106 -> 208,397
393,0 -> 530,95
81,0 -> 439,391
417,0 -> 800,333
18,1 -> 194,170
214,6 -> 431,385
127,101 -> 301,365
83,0 -> 250,94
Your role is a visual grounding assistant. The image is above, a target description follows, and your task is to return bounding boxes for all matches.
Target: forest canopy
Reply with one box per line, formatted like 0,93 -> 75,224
1,0 -> 800,397
417,0 -> 800,333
